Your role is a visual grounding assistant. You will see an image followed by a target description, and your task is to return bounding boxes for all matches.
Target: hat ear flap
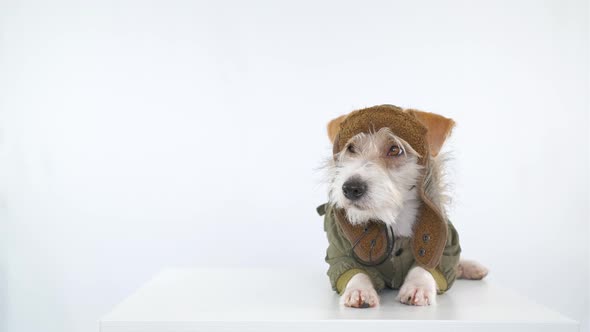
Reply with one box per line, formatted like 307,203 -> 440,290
408,109 -> 455,157
326,114 -> 348,143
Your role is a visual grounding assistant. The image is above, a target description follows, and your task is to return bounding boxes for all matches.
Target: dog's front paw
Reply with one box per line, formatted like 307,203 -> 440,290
397,283 -> 436,305
340,287 -> 379,308
339,273 -> 379,308
397,266 -> 436,306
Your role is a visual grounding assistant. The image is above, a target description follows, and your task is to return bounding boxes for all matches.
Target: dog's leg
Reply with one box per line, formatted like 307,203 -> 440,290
397,266 -> 436,305
340,273 -> 380,308
457,259 -> 489,280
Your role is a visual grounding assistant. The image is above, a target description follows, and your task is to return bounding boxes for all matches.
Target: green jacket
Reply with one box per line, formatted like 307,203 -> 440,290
319,203 -> 461,294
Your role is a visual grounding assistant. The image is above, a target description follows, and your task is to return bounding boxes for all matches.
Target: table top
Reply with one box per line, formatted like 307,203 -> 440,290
100,267 -> 577,332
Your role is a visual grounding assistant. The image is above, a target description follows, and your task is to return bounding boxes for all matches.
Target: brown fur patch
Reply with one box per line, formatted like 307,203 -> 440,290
407,109 -> 455,157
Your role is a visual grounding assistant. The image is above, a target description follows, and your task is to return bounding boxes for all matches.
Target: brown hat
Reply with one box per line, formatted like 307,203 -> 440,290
328,104 -> 455,269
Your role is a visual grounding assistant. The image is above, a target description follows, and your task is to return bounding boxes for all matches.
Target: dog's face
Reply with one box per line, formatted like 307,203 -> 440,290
326,127 -> 423,230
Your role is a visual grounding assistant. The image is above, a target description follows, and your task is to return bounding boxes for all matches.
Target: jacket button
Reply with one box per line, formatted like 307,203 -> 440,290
422,234 -> 430,243
418,248 -> 426,257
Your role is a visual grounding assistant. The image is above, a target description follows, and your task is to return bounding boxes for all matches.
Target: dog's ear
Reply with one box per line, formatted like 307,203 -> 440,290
408,109 -> 455,157
327,114 -> 348,143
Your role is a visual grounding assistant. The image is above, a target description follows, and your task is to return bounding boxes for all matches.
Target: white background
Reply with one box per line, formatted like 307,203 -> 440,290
0,1 -> 588,331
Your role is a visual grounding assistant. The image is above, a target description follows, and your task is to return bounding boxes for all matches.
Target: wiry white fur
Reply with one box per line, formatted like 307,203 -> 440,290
324,128 -> 423,237
323,127 -> 487,308
323,127 -> 453,307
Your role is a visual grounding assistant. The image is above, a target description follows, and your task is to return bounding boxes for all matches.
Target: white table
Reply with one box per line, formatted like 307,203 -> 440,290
100,268 -> 578,332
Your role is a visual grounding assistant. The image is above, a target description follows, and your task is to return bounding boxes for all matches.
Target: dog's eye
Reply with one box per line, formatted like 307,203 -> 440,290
387,145 -> 403,157
347,144 -> 356,153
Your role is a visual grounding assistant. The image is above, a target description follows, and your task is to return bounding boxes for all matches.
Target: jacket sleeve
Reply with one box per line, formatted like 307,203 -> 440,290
425,220 -> 461,294
320,204 -> 386,294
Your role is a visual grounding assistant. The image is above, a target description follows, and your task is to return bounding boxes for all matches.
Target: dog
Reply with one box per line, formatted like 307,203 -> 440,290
320,105 -> 488,308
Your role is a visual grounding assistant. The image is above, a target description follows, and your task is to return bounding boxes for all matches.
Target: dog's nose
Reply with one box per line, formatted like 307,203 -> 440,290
342,179 -> 367,200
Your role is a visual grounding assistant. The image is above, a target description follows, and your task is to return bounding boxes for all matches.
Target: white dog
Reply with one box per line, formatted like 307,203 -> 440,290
321,106 -> 488,308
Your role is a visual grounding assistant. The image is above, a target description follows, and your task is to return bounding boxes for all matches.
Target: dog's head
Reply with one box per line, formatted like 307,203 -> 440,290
324,106 -> 454,236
